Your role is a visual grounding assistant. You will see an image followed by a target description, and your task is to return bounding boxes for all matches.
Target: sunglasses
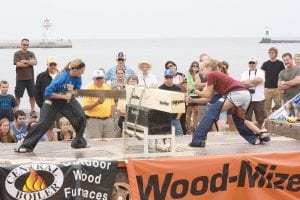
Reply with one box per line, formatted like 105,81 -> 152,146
249,62 -> 256,65
117,59 -> 125,61
49,63 -> 57,67
22,44 -> 29,46
95,77 -> 104,80
165,76 -> 173,79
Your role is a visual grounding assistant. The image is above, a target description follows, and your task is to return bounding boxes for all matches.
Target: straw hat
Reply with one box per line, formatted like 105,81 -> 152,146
138,60 -> 152,69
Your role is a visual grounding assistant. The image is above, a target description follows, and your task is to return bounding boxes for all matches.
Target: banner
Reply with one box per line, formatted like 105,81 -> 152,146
269,93 -> 300,120
126,152 -> 300,200
0,160 -> 118,200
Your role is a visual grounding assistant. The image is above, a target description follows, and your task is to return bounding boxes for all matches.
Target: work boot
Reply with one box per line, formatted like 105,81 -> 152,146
189,139 -> 206,148
71,137 -> 87,149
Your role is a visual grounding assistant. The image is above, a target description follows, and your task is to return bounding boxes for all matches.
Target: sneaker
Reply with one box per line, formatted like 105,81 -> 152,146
15,146 -> 31,153
258,132 -> 271,143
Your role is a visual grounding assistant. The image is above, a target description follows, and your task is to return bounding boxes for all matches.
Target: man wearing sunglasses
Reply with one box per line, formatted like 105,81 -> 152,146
35,57 -> 59,108
34,57 -> 60,141
82,70 -> 115,139
105,52 -> 136,83
159,69 -> 184,136
13,38 -> 37,116
241,58 -> 266,129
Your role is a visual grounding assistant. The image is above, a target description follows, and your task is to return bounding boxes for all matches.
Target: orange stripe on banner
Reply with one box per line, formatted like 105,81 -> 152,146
126,151 -> 300,200
126,158 -> 141,200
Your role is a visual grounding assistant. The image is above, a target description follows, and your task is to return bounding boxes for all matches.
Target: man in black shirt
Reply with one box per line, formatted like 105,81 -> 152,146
35,57 -> 59,141
261,47 -> 285,115
159,69 -> 183,136
35,57 -> 59,108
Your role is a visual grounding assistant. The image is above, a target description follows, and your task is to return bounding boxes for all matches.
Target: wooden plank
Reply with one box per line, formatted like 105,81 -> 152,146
125,86 -> 185,113
265,120 -> 300,140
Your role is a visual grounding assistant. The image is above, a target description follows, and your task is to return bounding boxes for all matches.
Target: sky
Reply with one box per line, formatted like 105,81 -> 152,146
1,0 -> 299,40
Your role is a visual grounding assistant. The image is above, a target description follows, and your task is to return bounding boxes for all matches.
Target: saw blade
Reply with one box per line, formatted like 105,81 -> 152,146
73,89 -> 126,98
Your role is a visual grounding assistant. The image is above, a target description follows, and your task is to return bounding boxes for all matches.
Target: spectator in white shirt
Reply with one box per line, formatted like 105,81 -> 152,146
137,60 -> 158,88
241,58 -> 266,129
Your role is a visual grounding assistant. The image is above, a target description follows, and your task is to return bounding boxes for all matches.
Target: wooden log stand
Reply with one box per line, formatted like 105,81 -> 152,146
123,122 -> 176,155
265,120 -> 300,140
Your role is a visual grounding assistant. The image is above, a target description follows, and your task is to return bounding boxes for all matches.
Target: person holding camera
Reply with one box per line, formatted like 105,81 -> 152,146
241,58 -> 266,129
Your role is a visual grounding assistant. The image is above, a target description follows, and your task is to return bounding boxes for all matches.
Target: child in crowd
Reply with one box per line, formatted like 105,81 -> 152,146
0,118 -> 16,143
117,75 -> 139,133
0,80 -> 17,121
111,67 -> 126,90
57,117 -> 74,141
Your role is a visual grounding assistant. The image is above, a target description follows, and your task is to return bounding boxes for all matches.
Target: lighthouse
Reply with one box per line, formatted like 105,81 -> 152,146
42,18 -> 52,41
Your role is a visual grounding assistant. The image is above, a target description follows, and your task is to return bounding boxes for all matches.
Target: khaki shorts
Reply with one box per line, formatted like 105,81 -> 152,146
245,100 -> 266,123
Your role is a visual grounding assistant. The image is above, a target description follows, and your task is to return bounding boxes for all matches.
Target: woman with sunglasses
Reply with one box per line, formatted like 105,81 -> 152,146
186,61 -> 200,134
15,58 -> 87,153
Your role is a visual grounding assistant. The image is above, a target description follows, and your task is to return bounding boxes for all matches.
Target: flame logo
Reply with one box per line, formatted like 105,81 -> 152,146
22,168 -> 47,192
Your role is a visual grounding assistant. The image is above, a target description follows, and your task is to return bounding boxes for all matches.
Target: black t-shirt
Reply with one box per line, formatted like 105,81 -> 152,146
261,60 -> 285,88
158,84 -> 181,119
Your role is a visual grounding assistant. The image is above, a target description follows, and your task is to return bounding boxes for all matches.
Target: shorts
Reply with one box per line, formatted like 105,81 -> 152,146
227,90 -> 251,110
246,100 -> 266,122
15,79 -> 35,98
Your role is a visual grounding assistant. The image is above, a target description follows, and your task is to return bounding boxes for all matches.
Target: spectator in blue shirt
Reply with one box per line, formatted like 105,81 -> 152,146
10,110 -> 27,142
105,52 -> 136,83
0,80 -> 17,121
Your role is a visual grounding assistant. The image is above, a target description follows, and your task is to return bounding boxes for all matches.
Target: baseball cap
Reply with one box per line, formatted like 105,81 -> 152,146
164,69 -> 174,77
248,57 -> 257,63
47,56 -> 58,64
92,69 -> 105,79
117,52 -> 126,60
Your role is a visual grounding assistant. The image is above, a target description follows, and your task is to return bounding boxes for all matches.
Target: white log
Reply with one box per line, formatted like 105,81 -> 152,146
125,85 -> 185,113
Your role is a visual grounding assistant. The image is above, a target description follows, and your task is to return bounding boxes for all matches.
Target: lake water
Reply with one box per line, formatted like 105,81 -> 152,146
1,37 -> 300,109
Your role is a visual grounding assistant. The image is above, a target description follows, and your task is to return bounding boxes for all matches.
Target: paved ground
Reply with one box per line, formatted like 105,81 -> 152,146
0,132 -> 299,166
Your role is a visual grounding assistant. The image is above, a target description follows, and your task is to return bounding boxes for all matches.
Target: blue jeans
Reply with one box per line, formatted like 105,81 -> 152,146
231,114 -> 257,144
191,95 -> 258,146
191,98 -> 224,145
171,119 -> 183,136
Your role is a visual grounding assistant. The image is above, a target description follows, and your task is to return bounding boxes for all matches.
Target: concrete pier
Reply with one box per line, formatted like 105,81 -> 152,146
0,39 -> 72,49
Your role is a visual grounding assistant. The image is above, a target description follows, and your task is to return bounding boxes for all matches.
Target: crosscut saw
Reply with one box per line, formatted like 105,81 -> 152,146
71,89 -> 126,98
